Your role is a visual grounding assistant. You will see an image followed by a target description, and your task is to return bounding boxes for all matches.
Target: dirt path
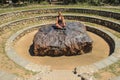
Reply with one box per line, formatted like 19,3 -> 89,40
14,30 -> 109,70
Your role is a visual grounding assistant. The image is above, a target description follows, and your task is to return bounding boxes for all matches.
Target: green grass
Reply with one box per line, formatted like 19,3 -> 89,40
103,60 -> 120,76
0,12 -> 119,31
0,19 -> 54,78
0,4 -> 119,14
84,22 -> 120,38
94,72 -> 102,79
94,60 -> 120,80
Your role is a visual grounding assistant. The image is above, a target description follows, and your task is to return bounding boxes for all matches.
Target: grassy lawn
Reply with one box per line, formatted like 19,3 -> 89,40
94,60 -> 120,80
0,4 -> 120,14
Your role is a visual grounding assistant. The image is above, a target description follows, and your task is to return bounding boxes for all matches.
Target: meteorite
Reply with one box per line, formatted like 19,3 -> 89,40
33,22 -> 93,56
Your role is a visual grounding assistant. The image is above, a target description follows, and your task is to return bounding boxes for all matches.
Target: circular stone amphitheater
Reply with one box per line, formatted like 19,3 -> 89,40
0,6 -> 120,80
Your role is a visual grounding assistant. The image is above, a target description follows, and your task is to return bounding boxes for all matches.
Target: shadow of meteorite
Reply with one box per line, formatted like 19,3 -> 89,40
29,44 -> 35,56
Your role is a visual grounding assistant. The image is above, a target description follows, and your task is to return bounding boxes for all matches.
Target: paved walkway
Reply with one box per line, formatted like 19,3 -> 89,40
0,71 -> 18,80
43,70 -> 80,80
110,76 -> 120,80
29,70 -> 81,80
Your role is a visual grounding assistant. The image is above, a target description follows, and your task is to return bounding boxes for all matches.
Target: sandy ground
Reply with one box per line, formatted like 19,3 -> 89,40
14,30 -> 109,70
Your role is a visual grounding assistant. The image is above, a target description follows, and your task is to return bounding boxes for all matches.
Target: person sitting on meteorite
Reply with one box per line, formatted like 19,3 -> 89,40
55,11 -> 66,29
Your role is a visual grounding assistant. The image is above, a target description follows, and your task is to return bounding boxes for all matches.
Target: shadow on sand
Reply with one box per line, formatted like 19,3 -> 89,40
29,44 -> 34,56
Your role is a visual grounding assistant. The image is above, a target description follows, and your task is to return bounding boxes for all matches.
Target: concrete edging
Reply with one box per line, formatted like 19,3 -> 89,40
0,15 -> 120,34
75,25 -> 120,75
5,24 -> 52,73
5,23 -> 120,74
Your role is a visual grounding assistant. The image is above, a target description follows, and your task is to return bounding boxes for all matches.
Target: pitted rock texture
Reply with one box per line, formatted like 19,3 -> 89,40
33,22 -> 93,56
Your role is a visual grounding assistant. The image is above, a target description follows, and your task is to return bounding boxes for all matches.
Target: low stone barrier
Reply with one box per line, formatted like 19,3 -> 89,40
0,15 -> 120,34
5,24 -> 52,73
86,26 -> 115,55
5,23 -> 120,73
75,26 -> 120,76
0,16 -> 56,33
13,24 -> 115,56
0,8 -> 120,23
65,15 -> 120,32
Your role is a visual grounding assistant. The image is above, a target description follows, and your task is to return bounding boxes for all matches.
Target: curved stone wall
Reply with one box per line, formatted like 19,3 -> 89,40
86,26 -> 115,55
0,16 -> 56,32
0,8 -> 120,21
0,15 -> 120,34
5,24 -> 119,72
5,24 -> 52,72
13,24 -> 115,56
65,15 -> 120,32
65,8 -> 120,20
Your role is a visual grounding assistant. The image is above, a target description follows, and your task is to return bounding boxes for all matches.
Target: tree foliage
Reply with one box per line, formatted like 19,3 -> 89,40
63,0 -> 120,5
0,0 -> 6,4
0,0 -> 120,5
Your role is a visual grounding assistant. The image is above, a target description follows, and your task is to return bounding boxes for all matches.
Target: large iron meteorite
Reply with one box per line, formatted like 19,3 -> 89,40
33,22 -> 93,56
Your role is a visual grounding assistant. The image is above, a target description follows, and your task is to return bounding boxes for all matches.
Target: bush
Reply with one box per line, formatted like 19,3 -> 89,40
12,0 -> 19,3
39,1 -> 49,5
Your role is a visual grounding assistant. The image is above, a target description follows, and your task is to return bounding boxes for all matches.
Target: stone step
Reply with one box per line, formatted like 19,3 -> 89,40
39,13 -> 120,23
0,12 -> 119,27
84,22 -> 120,38
0,71 -> 18,80
42,70 -> 79,80
110,76 -> 120,80
0,12 -> 119,32
0,6 -> 119,15
29,70 -> 80,80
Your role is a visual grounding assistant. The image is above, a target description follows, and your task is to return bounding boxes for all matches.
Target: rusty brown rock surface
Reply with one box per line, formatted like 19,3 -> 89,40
33,22 -> 93,56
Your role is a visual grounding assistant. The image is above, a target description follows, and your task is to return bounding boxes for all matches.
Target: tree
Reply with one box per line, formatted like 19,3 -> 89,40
12,0 -> 19,3
0,0 -> 6,4
72,0 -> 77,3
103,0 -> 120,4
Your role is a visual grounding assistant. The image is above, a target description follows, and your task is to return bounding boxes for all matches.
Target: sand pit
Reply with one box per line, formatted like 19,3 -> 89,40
14,30 -> 109,70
